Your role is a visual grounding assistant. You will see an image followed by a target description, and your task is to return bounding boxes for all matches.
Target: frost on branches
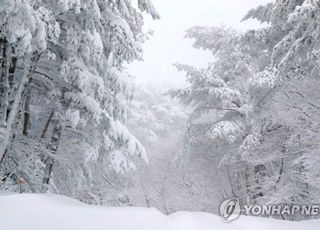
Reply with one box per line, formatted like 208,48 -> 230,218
0,0 -> 158,204
172,0 -> 320,214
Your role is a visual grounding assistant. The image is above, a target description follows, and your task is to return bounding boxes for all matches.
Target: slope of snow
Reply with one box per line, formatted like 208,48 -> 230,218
0,193 -> 319,230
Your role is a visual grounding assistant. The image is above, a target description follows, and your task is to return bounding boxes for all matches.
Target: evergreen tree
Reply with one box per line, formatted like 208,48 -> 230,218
0,0 -> 159,204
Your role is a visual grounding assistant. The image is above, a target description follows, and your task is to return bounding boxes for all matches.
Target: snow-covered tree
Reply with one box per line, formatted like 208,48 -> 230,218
0,0 -> 62,192
173,0 -> 320,212
122,85 -> 222,214
170,26 -> 265,205
241,0 -> 320,205
0,0 -> 159,203
126,85 -> 188,213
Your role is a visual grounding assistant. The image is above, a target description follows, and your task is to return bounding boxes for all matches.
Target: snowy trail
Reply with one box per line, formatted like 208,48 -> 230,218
0,194 -> 319,230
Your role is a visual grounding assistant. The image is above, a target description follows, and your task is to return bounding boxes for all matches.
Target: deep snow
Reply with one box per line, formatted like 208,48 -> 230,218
0,194 -> 319,230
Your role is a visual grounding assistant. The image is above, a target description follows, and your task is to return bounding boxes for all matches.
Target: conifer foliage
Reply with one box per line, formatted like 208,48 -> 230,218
173,0 -> 320,208
0,0 -> 158,201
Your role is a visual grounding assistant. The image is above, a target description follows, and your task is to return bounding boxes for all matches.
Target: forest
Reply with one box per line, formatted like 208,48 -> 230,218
1,0 -> 320,228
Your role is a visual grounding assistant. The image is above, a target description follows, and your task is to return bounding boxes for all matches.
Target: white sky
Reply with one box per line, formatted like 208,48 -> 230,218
128,0 -> 271,89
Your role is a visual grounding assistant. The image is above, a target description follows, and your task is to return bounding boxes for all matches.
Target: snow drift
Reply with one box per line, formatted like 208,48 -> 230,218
0,194 -> 319,230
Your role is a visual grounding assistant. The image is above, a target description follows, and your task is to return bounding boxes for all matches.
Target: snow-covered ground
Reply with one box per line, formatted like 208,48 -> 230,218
0,194 -> 319,230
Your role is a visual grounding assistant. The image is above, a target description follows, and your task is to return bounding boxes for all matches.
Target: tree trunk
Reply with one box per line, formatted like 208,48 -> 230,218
40,111 -> 54,139
42,111 -> 63,185
39,110 -> 54,163
0,39 -> 10,127
244,163 -> 251,205
0,53 -> 39,163
22,88 -> 31,136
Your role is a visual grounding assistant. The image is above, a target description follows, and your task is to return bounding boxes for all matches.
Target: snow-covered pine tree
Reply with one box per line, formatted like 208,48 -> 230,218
171,0 -> 320,211
0,0 -> 61,191
170,26 -> 270,205
241,0 -> 320,205
0,0 -> 159,203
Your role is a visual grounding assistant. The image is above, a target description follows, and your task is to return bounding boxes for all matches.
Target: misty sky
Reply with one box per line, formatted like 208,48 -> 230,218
128,0 -> 271,89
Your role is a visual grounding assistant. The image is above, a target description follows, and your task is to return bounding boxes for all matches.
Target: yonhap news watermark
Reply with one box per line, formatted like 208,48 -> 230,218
219,198 -> 320,222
